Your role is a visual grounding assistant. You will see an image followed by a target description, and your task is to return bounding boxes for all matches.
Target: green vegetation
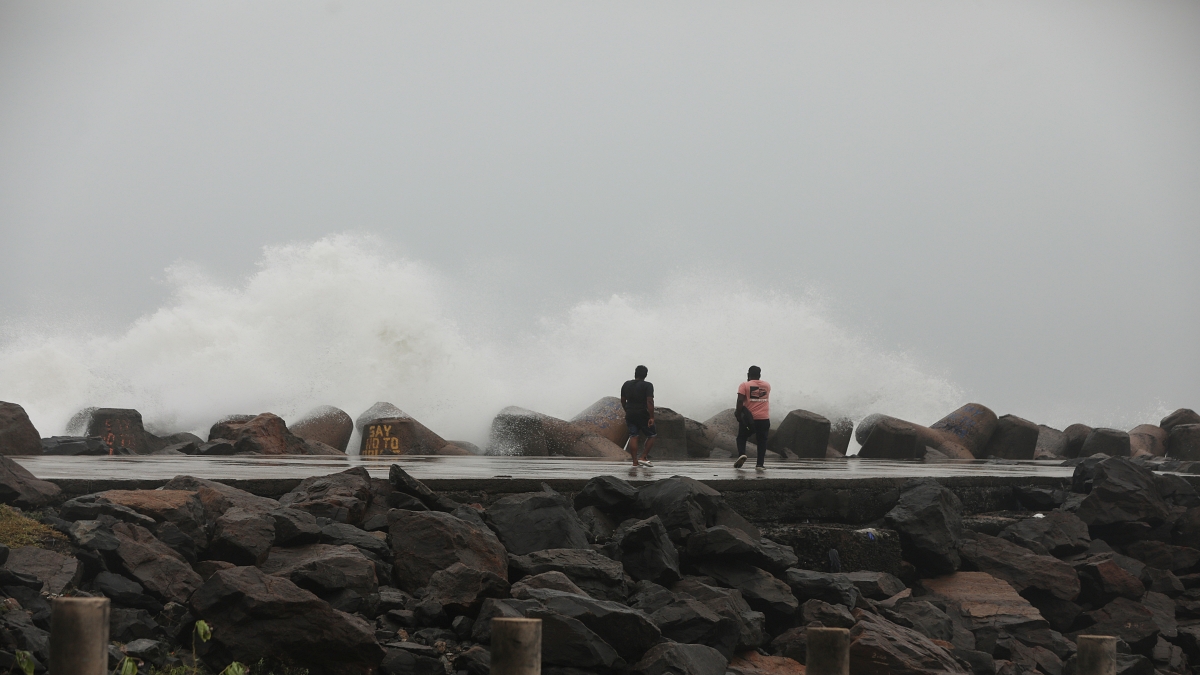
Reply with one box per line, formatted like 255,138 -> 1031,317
0,506 -> 66,549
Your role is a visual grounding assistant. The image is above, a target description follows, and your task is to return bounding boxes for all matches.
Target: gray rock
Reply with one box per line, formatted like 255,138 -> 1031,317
616,516 -> 680,585
509,548 -> 629,602
630,642 -> 728,675
485,489 -> 590,555
884,478 -> 964,575
389,509 -> 508,594
278,467 -> 373,525
270,507 -> 322,546
783,568 -> 862,608
209,507 -> 275,565
693,560 -> 798,621
521,587 -> 661,663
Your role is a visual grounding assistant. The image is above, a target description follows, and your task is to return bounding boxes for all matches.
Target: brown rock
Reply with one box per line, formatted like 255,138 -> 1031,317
110,521 -> 203,603
982,415 -> 1039,460
1062,424 -> 1093,459
1034,425 -> 1067,459
278,467 -> 372,525
1129,425 -> 1168,458
849,609 -> 968,675
0,454 -> 61,507
1080,428 -> 1131,458
5,547 -> 81,594
929,403 -> 999,458
727,651 -> 807,675
259,543 -> 378,601
858,417 -> 924,459
290,406 -> 354,453
161,475 -> 281,520
1075,557 -> 1145,605
1072,596 -> 1160,652
1124,540 -> 1200,573
101,489 -> 208,549
570,397 -> 631,448
424,561 -> 510,615
0,402 -> 41,456
209,507 -> 276,566
387,509 -> 508,593
920,572 -> 1048,634
81,408 -> 152,454
1168,424 -> 1200,461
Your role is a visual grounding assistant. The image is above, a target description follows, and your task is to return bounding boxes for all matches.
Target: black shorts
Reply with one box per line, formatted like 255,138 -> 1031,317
626,416 -> 657,438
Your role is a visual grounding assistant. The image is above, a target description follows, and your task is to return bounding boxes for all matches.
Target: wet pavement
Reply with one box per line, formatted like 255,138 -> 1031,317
12,454 -> 1078,482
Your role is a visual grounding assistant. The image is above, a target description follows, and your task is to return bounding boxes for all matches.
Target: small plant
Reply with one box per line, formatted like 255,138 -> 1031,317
0,506 -> 67,549
219,663 -> 247,675
13,650 -> 34,675
116,656 -> 139,675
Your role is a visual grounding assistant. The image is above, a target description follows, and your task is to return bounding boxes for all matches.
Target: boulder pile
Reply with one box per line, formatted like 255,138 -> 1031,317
0,455 -> 1195,674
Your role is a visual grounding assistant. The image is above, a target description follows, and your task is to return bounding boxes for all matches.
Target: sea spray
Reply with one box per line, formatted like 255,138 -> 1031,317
0,235 -> 965,449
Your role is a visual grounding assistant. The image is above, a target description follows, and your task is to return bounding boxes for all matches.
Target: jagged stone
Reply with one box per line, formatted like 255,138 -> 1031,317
636,476 -> 759,543
783,569 -> 862,608
521,587 -> 661,662
616,515 -> 680,585
423,562 -> 509,616
843,571 -> 906,600
884,478 -> 964,575
673,577 -> 768,651
388,464 -> 460,513
209,507 -> 275,566
110,521 -> 203,604
800,598 -> 855,628
630,642 -> 728,675
485,488 -> 590,555
1077,458 -> 1171,527
511,571 -> 587,598
509,548 -> 628,602
269,507 -> 322,546
1071,597 -> 1159,653
958,532 -> 1081,601
999,512 -> 1090,557
0,455 -> 61,507
4,547 -> 80,595
388,509 -> 507,593
278,467 -> 373,525
574,475 -> 640,516
694,561 -> 797,621
849,608 -> 968,674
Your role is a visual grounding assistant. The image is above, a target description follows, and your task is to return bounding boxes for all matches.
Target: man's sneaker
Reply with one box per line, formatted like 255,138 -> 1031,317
734,455 -> 747,468
640,459 -> 654,467
755,465 -> 766,471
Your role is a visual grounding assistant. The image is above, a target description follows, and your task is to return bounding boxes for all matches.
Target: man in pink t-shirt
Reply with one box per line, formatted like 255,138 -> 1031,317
733,365 -> 772,470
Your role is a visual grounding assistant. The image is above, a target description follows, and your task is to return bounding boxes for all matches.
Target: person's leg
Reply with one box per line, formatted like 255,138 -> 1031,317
755,419 -> 770,467
642,435 -> 656,460
626,422 -> 641,466
736,422 -> 750,457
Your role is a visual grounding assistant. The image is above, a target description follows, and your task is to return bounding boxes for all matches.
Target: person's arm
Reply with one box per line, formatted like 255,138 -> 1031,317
646,396 -> 655,425
621,394 -> 629,412
736,393 -> 747,415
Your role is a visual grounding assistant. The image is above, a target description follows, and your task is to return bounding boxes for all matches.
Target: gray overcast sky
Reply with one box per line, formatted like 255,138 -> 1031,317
1,1 -> 1197,436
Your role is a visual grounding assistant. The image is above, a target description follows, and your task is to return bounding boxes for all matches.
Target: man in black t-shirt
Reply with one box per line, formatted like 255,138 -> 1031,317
620,365 -> 656,467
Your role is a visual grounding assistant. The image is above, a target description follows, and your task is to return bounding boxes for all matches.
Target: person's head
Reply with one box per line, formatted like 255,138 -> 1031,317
635,365 -> 648,380
747,365 -> 761,380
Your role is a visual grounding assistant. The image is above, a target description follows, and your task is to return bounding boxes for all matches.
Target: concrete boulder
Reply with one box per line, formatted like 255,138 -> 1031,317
359,414 -> 457,456
209,412 -> 341,455
1062,423 -> 1093,459
0,402 -> 41,456
1167,424 -> 1200,461
982,414 -> 1039,460
927,403 -> 999,458
857,416 -> 925,459
1161,409 -> 1200,433
487,406 -> 625,458
290,405 -> 354,453
769,409 -> 831,459
388,509 -> 508,593
190,566 -> 384,675
1129,424 -> 1168,458
1080,428 -> 1132,458
1034,425 -> 1068,459
73,408 -> 155,454
648,407 -> 689,459
570,396 -> 631,448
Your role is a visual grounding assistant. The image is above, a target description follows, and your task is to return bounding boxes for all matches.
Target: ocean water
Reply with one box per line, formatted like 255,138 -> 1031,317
0,235 -> 965,450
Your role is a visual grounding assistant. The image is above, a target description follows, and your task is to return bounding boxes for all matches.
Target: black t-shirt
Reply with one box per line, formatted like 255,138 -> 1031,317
621,379 -> 654,421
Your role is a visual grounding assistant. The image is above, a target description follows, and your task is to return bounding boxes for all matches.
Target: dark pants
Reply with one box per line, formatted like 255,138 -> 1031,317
737,418 -> 771,467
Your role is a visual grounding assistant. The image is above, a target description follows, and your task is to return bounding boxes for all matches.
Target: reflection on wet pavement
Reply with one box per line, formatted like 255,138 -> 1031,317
12,455 -> 1077,482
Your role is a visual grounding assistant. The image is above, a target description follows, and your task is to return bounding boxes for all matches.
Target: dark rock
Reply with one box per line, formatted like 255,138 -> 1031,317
1075,557 -> 1144,605
109,607 -> 160,643
1071,597 -> 1159,653
0,402 -> 41,456
1155,473 -> 1199,507
958,532 -> 1080,601
527,606 -> 626,670
388,464 -> 460,513
67,519 -> 121,553
162,475 -> 281,520
209,507 -> 275,565
453,645 -> 490,675
889,599 -> 957,643
110,521 -> 203,604
4,547 -> 79,595
388,509 -> 508,593
727,651 -> 807,674
1141,566 -> 1183,596
1141,590 -> 1177,639
509,548 -> 628,602
1160,409 -> 1200,433
1124,540 -> 1200,573
577,505 -> 616,543
769,409 -> 832,459
685,525 -> 797,574
770,626 -> 808,663
1080,428 -> 1131,458
190,566 -> 384,674
153,521 -> 199,562
0,455 -> 61,507
693,561 -> 797,621
800,598 -> 855,628
471,597 -> 541,642
859,417 -> 924,459
93,571 -> 162,611
291,405 -> 354,453
194,560 -> 235,580
629,642 -> 728,675
360,414 -> 454,456
1013,486 -> 1067,511
983,415 -> 1039,460
673,577 -> 768,651
843,571 -> 906,600
570,396 -> 632,449
629,581 -> 738,659
270,507 -> 322,546
380,646 -> 444,675
1167,424 -> 1200,461
761,523 -> 904,576
783,569 -> 862,608
573,475 -> 639,515
636,476 -> 759,543
849,608 -> 968,674
616,516 -> 680,585
154,601 -> 195,643
319,522 -> 392,570
921,571 -> 1051,637
511,571 -> 587,597
884,478 -> 964,575
424,562 -> 509,616
197,440 -> 237,455
1076,457 -> 1171,527
485,489 -> 590,555
279,467 -> 373,525
122,638 -> 170,668
999,512 -> 1090,557
210,412 -> 339,455
1035,426 -> 1068,460
522,587 -> 661,662
260,543 -> 379,608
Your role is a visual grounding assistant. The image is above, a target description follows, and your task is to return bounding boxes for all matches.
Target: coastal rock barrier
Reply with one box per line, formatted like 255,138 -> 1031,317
0,454 -> 1197,673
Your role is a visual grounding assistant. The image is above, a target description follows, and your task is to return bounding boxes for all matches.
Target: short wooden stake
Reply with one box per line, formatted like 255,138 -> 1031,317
806,626 -> 850,675
491,617 -> 541,675
50,597 -> 110,675
1076,635 -> 1117,675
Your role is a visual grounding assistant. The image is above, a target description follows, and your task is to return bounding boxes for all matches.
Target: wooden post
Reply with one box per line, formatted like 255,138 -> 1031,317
491,618 -> 541,675
50,597 -> 110,675
1076,635 -> 1117,675
806,627 -> 850,675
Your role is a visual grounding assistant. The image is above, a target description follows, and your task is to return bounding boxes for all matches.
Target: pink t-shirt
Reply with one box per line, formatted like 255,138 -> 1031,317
738,380 -> 771,420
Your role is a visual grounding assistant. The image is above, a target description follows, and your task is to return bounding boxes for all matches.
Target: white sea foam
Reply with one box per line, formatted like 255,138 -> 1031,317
0,235 -> 965,450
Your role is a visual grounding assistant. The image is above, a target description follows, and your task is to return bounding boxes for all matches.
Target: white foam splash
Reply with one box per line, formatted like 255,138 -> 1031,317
0,235 -> 965,448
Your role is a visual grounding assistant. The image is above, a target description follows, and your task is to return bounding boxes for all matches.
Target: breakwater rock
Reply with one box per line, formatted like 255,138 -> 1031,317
0,456 -> 1196,674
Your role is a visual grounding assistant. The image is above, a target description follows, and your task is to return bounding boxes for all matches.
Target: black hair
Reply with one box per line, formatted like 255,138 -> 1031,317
635,365 -> 648,378
748,365 -> 761,378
